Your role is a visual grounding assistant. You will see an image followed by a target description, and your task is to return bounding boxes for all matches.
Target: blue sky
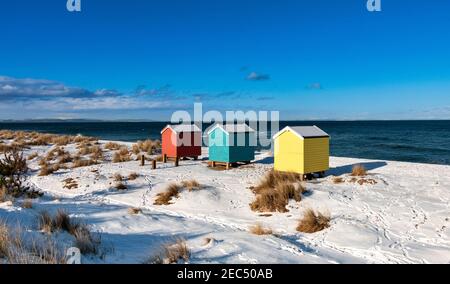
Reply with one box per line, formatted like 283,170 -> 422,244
1,0 -> 450,120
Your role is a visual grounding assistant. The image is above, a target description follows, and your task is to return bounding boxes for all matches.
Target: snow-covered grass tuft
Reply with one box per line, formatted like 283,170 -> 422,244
114,182 -> 128,191
73,225 -> 101,255
249,223 -> 272,235
154,183 -> 181,205
39,161 -> 55,176
72,158 -> 97,168
104,142 -> 122,151
277,182 -> 302,202
0,187 -> 9,203
39,209 -> 79,234
181,179 -> 201,191
128,172 -> 139,180
250,181 -> 304,213
0,221 -> 66,264
250,188 -> 289,213
128,207 -> 142,215
332,176 -> 344,184
113,147 -> 131,163
113,173 -> 123,182
296,209 -> 331,233
27,152 -> 38,161
252,170 -> 301,194
0,221 -> 9,258
146,239 -> 190,264
351,164 -> 367,176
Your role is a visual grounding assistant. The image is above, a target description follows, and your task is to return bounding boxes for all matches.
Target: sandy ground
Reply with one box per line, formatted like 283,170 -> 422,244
1,141 -> 449,264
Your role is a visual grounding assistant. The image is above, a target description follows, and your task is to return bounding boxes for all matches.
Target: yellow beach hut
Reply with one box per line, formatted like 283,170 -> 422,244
273,126 -> 330,177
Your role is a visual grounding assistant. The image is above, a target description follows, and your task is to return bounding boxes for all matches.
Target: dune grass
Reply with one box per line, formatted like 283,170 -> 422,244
250,170 -> 305,213
296,209 -> 331,233
128,172 -> 139,180
181,179 -> 201,191
154,183 -> 181,205
249,223 -> 273,235
147,238 -> 190,264
128,207 -> 143,215
112,147 -> 131,163
351,164 -> 367,176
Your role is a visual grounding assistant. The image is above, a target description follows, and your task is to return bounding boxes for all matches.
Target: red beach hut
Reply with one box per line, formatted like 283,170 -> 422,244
161,124 -> 202,160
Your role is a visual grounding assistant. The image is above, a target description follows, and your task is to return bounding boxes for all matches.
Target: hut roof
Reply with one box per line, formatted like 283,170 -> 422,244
273,126 -> 329,139
161,124 -> 201,134
207,123 -> 255,135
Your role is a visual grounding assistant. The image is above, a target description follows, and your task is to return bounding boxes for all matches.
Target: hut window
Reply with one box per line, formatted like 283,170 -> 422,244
179,132 -> 184,139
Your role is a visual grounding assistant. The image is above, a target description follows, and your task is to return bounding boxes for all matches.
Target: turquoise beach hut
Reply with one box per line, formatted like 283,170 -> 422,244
207,123 -> 256,169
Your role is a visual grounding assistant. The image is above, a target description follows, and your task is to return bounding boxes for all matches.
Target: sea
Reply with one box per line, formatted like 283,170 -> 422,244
1,120 -> 450,165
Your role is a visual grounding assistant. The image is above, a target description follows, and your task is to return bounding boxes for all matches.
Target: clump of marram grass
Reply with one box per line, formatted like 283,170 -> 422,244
153,180 -> 206,205
113,173 -> 123,182
77,144 -> 103,158
38,211 -> 54,234
251,170 -> 301,194
63,178 -> 78,190
0,187 -> 8,203
27,152 -> 39,161
73,225 -> 101,255
128,172 -> 138,180
128,207 -> 142,215
249,170 -> 305,213
147,239 -> 190,264
36,210 -> 101,255
155,155 -> 164,162
0,221 -> 66,264
104,142 -> 122,151
72,157 -> 97,168
154,183 -> 181,205
0,221 -> 10,258
131,144 -> 141,155
38,210 -> 78,234
114,182 -> 127,191
39,162 -> 55,176
277,182 -> 302,202
332,177 -> 344,184
90,149 -> 104,163
250,189 -> 288,213
136,140 -> 160,155
112,147 -> 131,163
296,209 -> 331,233
57,152 -> 73,164
181,180 -> 201,191
52,135 -> 72,146
249,223 -> 272,235
45,146 -> 68,162
351,164 -> 367,177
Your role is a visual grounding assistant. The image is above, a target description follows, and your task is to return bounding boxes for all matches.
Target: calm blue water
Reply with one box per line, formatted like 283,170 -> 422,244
1,121 -> 450,165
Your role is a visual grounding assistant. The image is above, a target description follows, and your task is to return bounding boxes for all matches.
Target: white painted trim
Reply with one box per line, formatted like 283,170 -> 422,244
272,126 -> 301,140
272,125 -> 329,140
160,125 -> 172,134
161,124 -> 201,134
207,124 -> 228,135
206,124 -> 255,135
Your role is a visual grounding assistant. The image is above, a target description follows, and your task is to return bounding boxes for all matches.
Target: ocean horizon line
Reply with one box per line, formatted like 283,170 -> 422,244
1,119 -> 450,123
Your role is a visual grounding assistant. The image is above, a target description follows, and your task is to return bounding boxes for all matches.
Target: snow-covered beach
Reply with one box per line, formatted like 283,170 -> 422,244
1,137 -> 450,264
